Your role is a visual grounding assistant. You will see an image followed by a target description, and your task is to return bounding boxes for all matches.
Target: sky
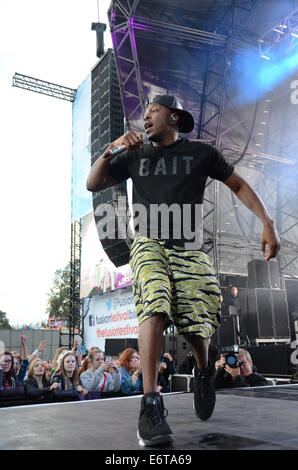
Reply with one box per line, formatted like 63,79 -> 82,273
0,0 -> 113,327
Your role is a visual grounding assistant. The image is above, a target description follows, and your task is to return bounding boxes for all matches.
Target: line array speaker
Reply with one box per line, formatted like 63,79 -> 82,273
246,288 -> 290,340
247,259 -> 283,289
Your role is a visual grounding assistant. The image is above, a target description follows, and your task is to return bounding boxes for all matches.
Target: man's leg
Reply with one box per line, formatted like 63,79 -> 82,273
129,238 -> 174,446
137,314 -> 174,446
184,334 -> 215,421
183,334 -> 209,371
138,314 -> 166,393
168,248 -> 220,422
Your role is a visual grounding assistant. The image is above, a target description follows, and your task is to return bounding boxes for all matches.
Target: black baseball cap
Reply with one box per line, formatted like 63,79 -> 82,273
149,95 -> 194,133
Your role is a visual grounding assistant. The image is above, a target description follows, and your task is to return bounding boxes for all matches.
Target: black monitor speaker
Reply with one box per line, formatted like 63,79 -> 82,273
247,259 -> 283,289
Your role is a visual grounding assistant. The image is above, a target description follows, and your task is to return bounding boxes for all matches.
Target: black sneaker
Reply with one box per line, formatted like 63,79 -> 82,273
193,362 -> 216,420
137,392 -> 174,447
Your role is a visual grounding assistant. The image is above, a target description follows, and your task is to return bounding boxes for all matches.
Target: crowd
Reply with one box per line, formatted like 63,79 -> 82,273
0,333 -> 271,407
0,334 -> 176,406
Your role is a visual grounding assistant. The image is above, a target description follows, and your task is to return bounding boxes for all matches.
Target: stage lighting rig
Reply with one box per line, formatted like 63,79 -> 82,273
258,9 -> 298,60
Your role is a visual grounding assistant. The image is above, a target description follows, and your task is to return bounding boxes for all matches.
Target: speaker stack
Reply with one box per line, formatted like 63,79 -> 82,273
163,335 -> 191,368
244,259 -> 290,344
104,338 -> 139,357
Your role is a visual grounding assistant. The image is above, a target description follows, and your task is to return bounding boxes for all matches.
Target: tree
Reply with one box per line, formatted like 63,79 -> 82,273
46,262 -> 80,329
0,310 -> 12,329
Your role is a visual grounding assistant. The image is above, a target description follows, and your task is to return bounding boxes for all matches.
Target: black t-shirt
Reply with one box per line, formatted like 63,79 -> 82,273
108,139 -> 234,249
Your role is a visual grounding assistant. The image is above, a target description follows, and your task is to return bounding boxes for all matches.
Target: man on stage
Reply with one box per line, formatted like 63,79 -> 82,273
86,95 -> 280,447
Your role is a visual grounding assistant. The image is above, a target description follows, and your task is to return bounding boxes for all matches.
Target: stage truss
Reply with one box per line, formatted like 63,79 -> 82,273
108,0 -> 298,278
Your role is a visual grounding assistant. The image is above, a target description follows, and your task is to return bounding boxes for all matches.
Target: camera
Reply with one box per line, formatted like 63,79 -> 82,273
222,344 -> 243,368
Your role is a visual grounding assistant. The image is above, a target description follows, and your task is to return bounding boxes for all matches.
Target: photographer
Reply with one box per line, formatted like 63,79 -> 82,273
213,348 -> 268,389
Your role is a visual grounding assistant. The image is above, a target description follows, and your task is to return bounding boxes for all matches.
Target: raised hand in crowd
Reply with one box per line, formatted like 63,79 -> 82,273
20,333 -> 28,360
37,340 -> 47,354
27,339 -> 47,362
75,350 -> 83,368
20,333 -> 26,344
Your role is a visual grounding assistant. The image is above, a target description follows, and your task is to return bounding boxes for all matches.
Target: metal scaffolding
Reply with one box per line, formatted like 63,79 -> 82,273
12,73 -> 77,102
108,0 -> 298,279
12,72 -> 81,342
69,220 -> 82,346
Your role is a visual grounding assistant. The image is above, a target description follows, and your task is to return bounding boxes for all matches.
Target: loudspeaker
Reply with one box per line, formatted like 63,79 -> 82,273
271,289 -> 290,337
247,289 -> 261,339
217,315 -> 239,347
171,375 -> 193,392
92,186 -> 131,267
91,50 -> 128,268
295,320 -> 298,342
247,259 -> 283,289
104,338 -> 138,356
163,335 -> 191,367
247,344 -> 290,375
247,288 -> 290,340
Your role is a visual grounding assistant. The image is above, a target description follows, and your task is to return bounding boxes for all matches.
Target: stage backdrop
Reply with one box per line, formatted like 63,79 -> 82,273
71,74 -> 92,223
80,210 -> 132,298
83,286 -> 138,352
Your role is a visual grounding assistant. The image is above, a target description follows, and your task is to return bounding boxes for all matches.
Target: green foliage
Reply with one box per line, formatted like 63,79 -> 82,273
0,310 -> 12,329
46,262 -> 80,328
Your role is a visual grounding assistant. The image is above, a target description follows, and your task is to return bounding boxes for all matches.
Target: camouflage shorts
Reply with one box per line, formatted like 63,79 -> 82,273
129,237 -> 221,338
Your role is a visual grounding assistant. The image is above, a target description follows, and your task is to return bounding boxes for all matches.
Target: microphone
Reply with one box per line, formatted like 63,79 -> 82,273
103,132 -> 148,159
103,144 -> 127,159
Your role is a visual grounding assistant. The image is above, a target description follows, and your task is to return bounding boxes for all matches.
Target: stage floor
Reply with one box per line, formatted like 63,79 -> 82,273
1,385 -> 298,450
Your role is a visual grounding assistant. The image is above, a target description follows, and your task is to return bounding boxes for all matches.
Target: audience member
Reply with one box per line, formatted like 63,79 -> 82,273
12,352 -> 22,375
157,352 -> 176,393
49,346 -> 70,376
73,335 -> 87,357
0,350 -> 24,397
42,361 -> 53,382
119,348 -> 143,395
23,358 -> 60,401
224,286 -> 240,316
213,348 -> 269,389
80,349 -> 121,395
10,334 -> 29,383
5,336 -> 48,386
51,351 -> 88,400
178,340 -> 219,375
178,351 -> 195,374
156,362 -> 170,393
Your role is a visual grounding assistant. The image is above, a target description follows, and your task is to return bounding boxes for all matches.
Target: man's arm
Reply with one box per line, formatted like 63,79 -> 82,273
86,131 -> 143,192
224,170 -> 280,261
